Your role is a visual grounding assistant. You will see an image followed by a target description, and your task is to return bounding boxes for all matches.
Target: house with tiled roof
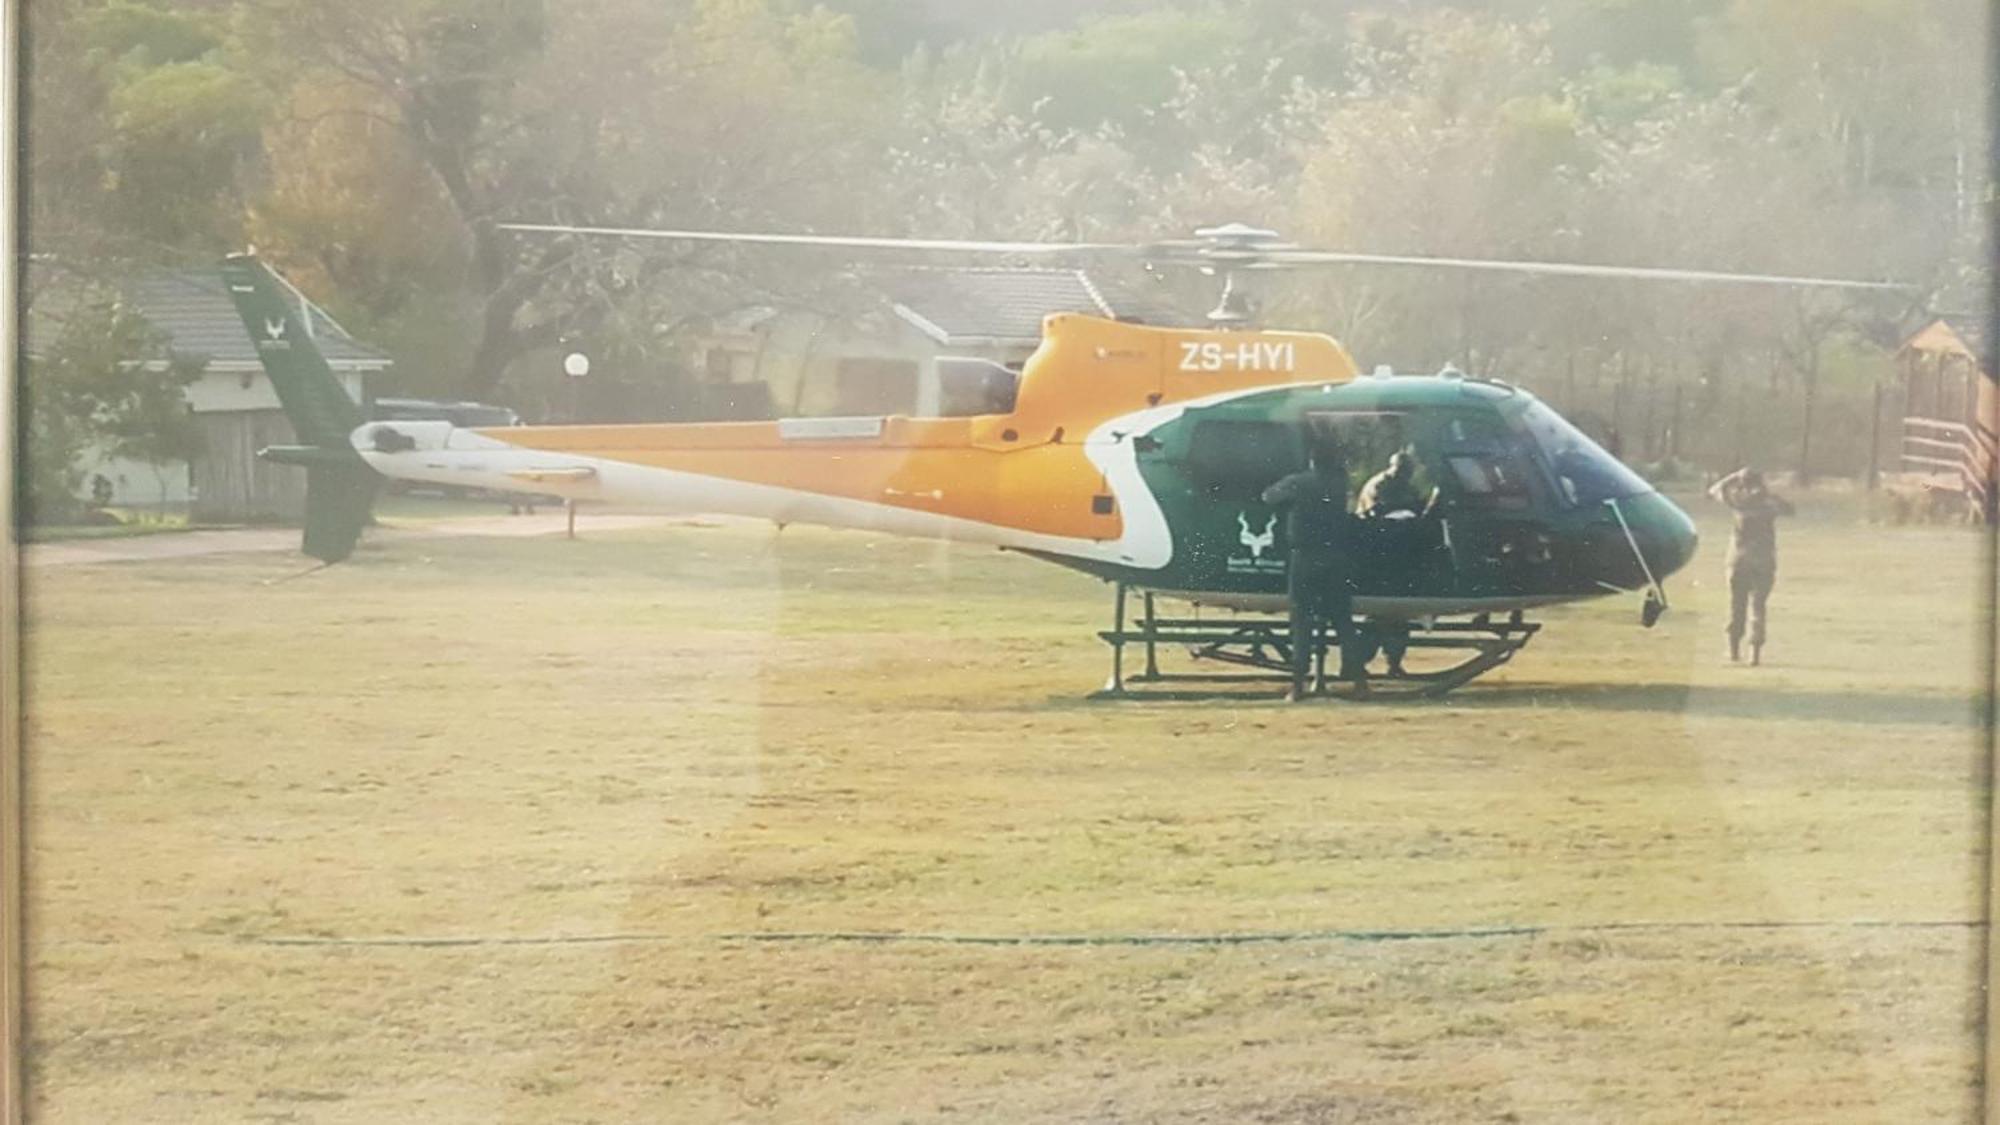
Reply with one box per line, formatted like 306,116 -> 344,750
875,267 -> 1182,349
687,266 -> 1189,421
31,263 -> 393,520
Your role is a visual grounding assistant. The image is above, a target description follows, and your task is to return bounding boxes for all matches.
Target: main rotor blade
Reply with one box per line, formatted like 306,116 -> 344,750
501,220 -> 1916,291
1264,248 -> 1915,291
497,222 -> 1129,257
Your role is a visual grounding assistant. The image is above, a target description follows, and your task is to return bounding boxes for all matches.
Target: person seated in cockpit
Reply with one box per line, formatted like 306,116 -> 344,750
1357,450 -> 1423,519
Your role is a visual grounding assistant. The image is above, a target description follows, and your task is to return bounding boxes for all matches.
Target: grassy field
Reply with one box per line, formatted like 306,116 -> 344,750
20,493 -> 1991,1123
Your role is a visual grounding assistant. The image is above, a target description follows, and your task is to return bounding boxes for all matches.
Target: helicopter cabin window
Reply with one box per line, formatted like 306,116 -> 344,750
1186,420 -> 1302,502
1303,411 -> 1426,497
1439,414 -> 1534,510
1445,455 -> 1530,498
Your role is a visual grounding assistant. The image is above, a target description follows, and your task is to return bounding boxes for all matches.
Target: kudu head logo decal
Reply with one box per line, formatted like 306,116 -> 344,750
1237,512 -> 1277,559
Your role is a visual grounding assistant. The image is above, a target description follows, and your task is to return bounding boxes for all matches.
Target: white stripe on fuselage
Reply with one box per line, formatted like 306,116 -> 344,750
350,419 -> 1150,565
349,389 -> 1300,572
1081,381 -> 1338,570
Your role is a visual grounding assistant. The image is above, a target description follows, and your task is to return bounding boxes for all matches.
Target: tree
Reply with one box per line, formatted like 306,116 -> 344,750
237,0 -> 555,393
20,282 -> 202,524
1285,13 -> 1587,371
25,0 -> 268,255
21,0 -> 1977,479
102,352 -> 205,513
238,0 -> 900,400
1009,10 -> 1248,138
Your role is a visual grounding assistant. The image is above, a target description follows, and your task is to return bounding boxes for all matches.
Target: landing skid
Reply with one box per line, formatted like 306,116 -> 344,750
1091,585 -> 1541,700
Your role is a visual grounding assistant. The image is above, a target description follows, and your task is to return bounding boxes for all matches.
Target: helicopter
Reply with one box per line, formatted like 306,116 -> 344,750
221,224 -> 1909,697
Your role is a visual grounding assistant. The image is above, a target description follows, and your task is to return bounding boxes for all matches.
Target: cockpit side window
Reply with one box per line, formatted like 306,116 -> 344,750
1436,413 -> 1534,511
1445,454 -> 1528,498
1185,419 -> 1303,502
1508,401 -> 1651,506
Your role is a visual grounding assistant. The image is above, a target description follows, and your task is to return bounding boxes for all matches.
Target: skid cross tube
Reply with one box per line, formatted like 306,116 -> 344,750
1105,582 -> 1128,694
1092,601 -> 1540,700
1143,592 -> 1161,680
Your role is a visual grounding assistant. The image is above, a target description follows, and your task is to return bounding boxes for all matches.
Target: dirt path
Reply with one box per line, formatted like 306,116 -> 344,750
21,511 -> 688,568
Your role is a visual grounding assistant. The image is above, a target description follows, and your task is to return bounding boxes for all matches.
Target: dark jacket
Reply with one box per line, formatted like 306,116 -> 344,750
1719,487 -> 1792,569
1262,463 -> 1352,555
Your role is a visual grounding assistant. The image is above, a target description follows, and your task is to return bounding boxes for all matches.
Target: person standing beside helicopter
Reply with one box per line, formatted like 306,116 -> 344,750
1263,438 -> 1365,700
1707,467 -> 1794,665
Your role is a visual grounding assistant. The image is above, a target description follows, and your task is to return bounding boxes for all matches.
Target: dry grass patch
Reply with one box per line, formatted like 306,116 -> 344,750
22,495 -> 1986,1122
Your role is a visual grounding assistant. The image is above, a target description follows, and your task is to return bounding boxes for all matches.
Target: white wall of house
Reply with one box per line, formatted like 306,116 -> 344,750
183,367 -> 374,413
69,367 -> 382,509
79,448 -> 192,508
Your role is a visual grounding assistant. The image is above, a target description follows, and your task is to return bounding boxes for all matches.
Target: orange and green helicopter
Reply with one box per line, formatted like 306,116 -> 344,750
223,224 -> 1907,696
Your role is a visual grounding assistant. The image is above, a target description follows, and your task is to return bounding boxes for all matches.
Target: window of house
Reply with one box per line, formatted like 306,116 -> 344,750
936,357 -> 1019,417
705,348 -> 750,383
833,358 -> 920,416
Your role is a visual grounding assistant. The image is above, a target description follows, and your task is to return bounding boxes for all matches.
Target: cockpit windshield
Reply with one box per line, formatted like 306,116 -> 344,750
1509,400 -> 1653,506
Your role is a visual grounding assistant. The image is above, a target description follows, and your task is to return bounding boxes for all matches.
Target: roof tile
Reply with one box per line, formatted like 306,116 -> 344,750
124,269 -> 389,368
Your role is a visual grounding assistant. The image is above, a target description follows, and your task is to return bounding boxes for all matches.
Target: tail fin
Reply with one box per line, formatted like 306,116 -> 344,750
220,253 -> 379,563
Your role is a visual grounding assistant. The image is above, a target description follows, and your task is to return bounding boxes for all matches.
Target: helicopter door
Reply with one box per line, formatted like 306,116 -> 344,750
1431,414 -> 1559,596
1303,411 -> 1440,595
1303,411 -> 1425,497
1175,418 -> 1304,590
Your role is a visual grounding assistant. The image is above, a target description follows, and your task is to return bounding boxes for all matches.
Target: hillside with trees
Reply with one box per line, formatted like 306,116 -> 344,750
21,0 -> 1993,494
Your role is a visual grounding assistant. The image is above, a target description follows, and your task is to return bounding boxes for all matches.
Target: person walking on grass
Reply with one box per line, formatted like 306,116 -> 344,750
1707,467 -> 1794,665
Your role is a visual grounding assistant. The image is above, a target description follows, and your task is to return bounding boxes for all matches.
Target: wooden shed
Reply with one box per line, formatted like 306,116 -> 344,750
1896,315 -> 1996,519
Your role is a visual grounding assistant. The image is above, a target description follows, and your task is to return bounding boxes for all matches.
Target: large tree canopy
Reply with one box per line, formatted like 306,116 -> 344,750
22,0 -> 1992,478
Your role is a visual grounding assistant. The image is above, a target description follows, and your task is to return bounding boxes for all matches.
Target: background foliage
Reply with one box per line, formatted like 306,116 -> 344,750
22,0 -> 1993,482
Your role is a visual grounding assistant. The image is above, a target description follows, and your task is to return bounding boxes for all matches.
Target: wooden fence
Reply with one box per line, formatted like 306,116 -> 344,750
1900,415 -> 1997,518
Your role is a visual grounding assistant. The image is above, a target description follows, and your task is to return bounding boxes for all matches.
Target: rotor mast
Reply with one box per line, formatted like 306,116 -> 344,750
1183,223 -> 1292,329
